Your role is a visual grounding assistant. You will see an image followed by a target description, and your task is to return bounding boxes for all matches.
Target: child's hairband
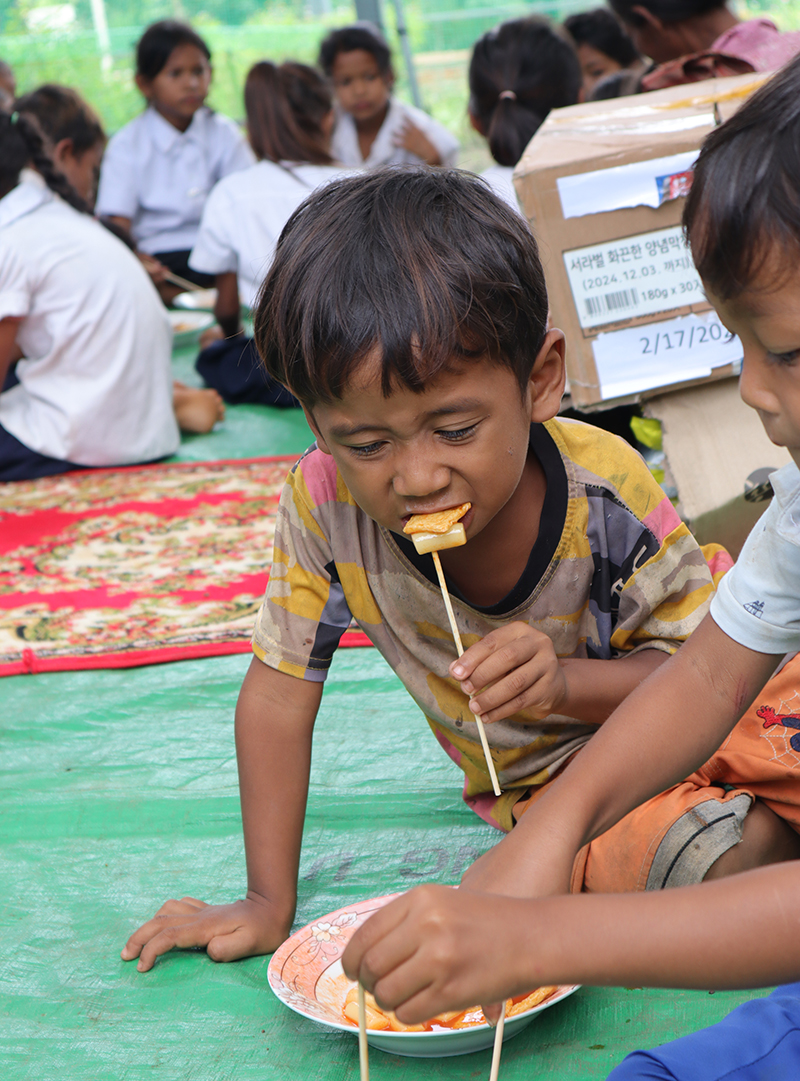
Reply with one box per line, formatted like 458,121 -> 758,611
498,90 -> 517,101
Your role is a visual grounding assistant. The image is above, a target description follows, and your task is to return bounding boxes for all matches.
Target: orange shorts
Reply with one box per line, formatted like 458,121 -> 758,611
519,652 -> 800,894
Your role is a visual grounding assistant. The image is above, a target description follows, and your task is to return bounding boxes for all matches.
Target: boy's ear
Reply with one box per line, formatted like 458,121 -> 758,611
135,73 -> 152,100
303,406 -> 333,455
527,328 -> 567,423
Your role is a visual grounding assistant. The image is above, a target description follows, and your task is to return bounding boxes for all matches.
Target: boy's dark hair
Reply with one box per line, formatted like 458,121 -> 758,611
469,17 -> 581,168
318,23 -> 392,77
0,110 -> 88,210
254,168 -> 549,405
16,84 -> 105,156
608,0 -> 725,29
683,56 -> 800,300
136,20 -> 211,81
564,9 -> 641,66
245,61 -> 333,165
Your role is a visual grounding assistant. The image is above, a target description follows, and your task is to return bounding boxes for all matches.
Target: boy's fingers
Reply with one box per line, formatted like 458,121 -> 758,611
468,657 -> 558,722
206,926 -> 259,963
481,1000 -> 504,1025
451,624 -> 546,687
134,915 -> 230,971
342,893 -> 414,981
154,897 -> 208,916
121,907 -> 216,964
463,635 -> 551,695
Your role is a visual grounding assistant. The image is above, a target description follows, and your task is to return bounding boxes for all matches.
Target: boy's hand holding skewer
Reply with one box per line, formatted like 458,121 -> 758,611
342,885 -> 525,1028
449,622 -> 568,726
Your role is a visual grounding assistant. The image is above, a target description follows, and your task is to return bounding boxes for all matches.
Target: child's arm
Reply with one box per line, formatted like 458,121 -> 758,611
213,272 -> 242,339
460,615 -> 781,898
342,863 -> 800,1025
0,317 -> 23,387
121,658 -> 322,970
450,621 -> 669,726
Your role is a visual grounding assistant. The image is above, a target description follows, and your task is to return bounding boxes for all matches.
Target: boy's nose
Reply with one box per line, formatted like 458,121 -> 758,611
392,452 -> 450,498
739,352 -> 777,415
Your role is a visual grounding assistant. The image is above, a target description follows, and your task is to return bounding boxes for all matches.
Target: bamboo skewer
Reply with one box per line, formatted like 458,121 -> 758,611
431,550 -> 502,797
357,983 -> 370,1081
489,1002 -> 506,1081
164,269 -> 204,292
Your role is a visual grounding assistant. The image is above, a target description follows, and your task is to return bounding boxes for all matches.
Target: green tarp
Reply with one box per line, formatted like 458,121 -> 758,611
1,347 -> 763,1079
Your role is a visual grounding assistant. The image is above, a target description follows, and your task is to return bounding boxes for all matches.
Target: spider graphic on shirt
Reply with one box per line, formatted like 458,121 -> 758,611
758,693 -> 800,764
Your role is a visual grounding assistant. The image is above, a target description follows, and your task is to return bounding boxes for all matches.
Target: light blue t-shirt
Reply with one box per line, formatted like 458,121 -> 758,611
711,461 -> 800,653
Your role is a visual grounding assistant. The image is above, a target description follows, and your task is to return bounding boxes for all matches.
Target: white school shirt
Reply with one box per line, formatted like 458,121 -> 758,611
95,105 -> 255,254
480,164 -> 522,214
711,461 -> 800,653
330,96 -> 459,168
189,160 -> 354,310
0,172 -> 179,465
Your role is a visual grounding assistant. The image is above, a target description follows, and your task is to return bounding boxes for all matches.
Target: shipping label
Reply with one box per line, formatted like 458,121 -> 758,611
563,225 -> 703,330
591,309 -> 742,401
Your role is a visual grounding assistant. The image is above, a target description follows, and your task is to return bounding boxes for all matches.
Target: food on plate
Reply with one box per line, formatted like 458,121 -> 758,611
403,502 -> 471,555
342,984 -> 558,1032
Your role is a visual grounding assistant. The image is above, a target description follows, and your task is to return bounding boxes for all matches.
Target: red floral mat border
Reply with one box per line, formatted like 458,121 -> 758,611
1,455 -> 371,677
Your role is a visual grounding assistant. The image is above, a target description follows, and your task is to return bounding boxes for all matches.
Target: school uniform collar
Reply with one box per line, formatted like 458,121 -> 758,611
0,169 -> 53,230
365,96 -> 404,166
333,96 -> 403,167
145,104 -> 208,152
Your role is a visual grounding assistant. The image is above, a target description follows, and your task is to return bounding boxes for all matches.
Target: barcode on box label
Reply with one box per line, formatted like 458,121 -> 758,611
584,289 -> 639,319
564,225 -> 703,330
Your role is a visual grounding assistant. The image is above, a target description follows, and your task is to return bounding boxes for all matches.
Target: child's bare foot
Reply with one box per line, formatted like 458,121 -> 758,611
172,381 -> 225,433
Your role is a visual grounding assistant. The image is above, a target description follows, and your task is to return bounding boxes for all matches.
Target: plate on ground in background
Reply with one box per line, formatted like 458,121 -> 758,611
173,288 -> 217,311
168,309 -> 215,347
268,893 -> 579,1058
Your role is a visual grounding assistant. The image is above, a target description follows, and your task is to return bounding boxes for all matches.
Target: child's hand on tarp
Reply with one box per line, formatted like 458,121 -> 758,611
342,884 -> 532,1026
450,622 -> 566,724
121,892 -> 288,971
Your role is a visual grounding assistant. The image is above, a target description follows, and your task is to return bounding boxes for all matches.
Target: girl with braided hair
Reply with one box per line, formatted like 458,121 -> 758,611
0,103 -> 219,480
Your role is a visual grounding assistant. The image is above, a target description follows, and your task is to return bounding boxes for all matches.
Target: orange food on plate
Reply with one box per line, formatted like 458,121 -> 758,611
403,503 -> 471,536
342,983 -> 558,1032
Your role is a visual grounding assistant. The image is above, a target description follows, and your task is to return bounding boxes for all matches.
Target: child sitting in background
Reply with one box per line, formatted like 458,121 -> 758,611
0,109 -> 179,480
319,23 -> 459,168
14,84 -> 224,434
189,61 -> 352,406
564,8 -> 645,100
468,17 -> 581,210
95,20 -> 253,297
0,92 -> 225,481
342,58 -> 800,1081
121,169 -> 739,974
0,60 -> 15,112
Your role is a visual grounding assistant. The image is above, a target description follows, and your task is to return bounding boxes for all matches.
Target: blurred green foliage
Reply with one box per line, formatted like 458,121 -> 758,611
0,0 -> 796,144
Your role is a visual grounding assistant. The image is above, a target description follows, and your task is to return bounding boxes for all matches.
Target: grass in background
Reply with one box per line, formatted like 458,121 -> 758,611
1,0 -> 797,164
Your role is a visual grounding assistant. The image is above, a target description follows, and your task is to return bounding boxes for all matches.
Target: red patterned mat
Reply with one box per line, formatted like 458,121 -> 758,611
0,457 -> 371,676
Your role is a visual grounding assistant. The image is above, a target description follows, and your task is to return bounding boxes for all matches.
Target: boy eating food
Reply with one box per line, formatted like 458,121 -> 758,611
123,168 -> 735,970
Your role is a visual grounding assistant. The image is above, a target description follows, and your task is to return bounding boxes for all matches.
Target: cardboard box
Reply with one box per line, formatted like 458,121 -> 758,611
514,73 -> 769,410
644,378 -> 792,558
